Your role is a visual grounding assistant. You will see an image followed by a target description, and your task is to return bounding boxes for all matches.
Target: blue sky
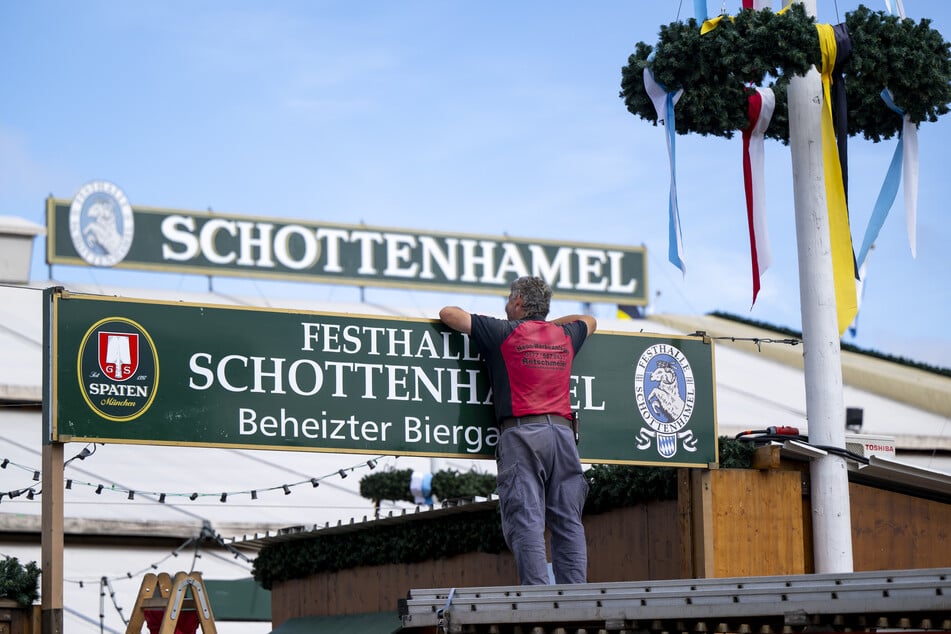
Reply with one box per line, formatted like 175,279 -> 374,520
2,1 -> 949,368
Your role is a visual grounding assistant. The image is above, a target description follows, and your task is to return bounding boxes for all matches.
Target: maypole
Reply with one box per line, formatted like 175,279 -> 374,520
786,0 -> 854,574
620,0 -> 950,576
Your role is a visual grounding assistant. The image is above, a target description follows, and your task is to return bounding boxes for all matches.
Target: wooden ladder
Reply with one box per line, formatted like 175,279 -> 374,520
125,571 -> 217,634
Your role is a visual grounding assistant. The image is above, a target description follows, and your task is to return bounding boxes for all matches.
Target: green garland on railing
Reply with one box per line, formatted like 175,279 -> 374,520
252,512 -> 508,590
359,468 -> 497,506
619,4 -> 951,143
583,462 -> 679,514
252,438 -> 756,589
0,557 -> 40,607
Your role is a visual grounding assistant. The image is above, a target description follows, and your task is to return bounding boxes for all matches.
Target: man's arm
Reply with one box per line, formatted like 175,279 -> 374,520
551,314 -> 597,337
439,306 -> 473,334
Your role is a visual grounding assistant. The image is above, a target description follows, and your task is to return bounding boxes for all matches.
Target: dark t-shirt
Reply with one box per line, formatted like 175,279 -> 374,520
470,314 -> 588,421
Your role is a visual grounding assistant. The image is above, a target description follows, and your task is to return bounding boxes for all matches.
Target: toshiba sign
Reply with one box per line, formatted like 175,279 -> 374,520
845,434 -> 897,459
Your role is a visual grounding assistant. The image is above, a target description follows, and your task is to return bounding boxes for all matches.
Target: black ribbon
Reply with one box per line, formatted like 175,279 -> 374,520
831,22 -> 852,203
831,22 -> 858,278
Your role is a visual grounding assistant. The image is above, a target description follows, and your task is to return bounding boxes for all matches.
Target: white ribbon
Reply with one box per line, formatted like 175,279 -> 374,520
883,0 -> 906,19
410,470 -> 433,505
643,64 -> 686,274
902,110 -> 919,258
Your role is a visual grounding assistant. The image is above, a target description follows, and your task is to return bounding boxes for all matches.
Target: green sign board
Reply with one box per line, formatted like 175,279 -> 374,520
44,290 -> 718,466
46,181 -> 647,304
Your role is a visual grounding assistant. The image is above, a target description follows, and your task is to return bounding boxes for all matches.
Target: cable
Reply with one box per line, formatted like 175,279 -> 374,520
735,427 -> 871,464
734,426 -> 806,442
64,443 -> 98,467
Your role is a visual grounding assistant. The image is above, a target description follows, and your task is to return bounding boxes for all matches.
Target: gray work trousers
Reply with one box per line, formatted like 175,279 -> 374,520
496,420 -> 589,585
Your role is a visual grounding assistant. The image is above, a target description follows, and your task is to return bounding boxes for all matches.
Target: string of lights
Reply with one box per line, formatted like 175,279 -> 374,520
65,525 -> 252,630
0,458 -> 42,501
100,576 -> 126,626
4,526 -> 248,631
68,536 -> 202,589
0,451 -> 388,505
689,329 -> 802,352
0,443 -> 395,627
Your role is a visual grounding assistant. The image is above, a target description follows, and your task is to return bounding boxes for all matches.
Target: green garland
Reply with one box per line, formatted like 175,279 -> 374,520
620,4 -> 951,143
0,557 -> 40,607
359,468 -> 497,505
252,511 -> 508,590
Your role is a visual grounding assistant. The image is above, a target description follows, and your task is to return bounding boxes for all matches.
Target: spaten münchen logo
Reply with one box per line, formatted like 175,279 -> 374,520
69,180 -> 135,267
633,343 -> 698,459
77,317 -> 159,421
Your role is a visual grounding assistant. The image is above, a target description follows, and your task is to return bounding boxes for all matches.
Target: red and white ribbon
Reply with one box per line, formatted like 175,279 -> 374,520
742,87 -> 775,306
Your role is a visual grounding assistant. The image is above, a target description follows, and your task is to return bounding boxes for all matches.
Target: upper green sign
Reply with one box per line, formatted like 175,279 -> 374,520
45,290 -> 718,467
46,181 -> 647,304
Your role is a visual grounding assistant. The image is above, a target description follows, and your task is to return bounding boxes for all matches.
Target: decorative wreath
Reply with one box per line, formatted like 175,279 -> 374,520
619,4 -> 951,143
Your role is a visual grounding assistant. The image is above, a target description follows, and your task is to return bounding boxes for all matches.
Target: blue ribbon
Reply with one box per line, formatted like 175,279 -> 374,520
643,59 -> 686,275
421,472 -> 432,504
856,89 -> 903,269
664,92 -> 685,274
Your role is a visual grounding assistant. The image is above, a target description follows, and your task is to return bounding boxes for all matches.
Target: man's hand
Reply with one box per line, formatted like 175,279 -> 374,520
439,306 -> 472,334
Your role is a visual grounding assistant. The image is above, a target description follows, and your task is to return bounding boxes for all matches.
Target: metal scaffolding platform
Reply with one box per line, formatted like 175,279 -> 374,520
398,567 -> 951,633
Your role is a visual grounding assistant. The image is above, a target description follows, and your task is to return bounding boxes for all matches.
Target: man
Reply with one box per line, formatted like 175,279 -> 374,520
439,276 -> 596,585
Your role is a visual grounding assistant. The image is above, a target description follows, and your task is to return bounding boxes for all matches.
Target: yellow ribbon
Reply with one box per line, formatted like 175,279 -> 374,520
816,22 -> 858,335
700,15 -> 726,35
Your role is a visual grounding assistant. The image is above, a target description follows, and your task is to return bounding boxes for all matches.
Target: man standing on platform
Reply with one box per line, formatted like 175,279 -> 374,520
439,276 -> 596,585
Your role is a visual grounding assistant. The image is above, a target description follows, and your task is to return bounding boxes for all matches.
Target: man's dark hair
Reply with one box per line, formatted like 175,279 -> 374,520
511,276 -> 552,318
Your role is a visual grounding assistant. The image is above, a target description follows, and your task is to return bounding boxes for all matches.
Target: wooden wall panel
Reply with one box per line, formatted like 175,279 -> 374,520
850,482 -> 951,571
708,469 -> 806,577
586,504 -> 650,582
585,501 -> 680,582
272,550 -> 521,623
644,500 -> 682,580
0,601 -> 35,634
